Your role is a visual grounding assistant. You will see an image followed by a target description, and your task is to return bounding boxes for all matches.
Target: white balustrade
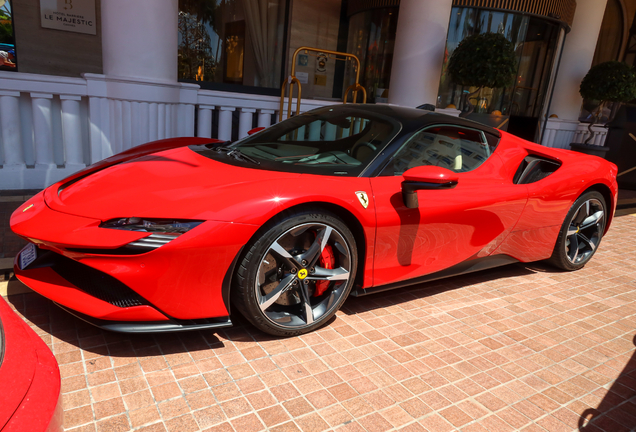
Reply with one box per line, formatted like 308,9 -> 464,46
217,107 -> 235,141
238,108 -> 256,139
0,91 -> 24,168
542,117 -> 608,149
60,95 -> 85,170
572,125 -> 608,146
31,93 -> 55,169
258,109 -> 274,128
0,71 -> 341,189
436,107 -> 462,117
197,105 -> 214,138
308,121 -> 321,140
148,102 -> 158,142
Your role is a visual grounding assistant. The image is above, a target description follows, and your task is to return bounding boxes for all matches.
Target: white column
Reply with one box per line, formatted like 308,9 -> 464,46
182,104 -> 195,137
0,91 -> 25,168
60,95 -> 85,169
31,93 -> 55,168
149,103 -> 159,141
197,105 -> 214,138
101,0 -> 178,82
139,102 -> 150,144
218,107 -> 235,141
388,0 -> 453,107
549,0 -> 609,121
164,104 -> 173,138
308,121 -> 321,141
122,101 -> 132,150
238,108 -> 256,139
157,104 -> 166,140
258,109 -> 274,128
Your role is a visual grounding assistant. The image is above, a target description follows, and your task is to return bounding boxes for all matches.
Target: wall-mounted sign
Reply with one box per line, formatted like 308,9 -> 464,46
296,72 -> 309,84
315,53 -> 327,73
297,54 -> 308,67
314,75 -> 326,86
40,0 -> 96,35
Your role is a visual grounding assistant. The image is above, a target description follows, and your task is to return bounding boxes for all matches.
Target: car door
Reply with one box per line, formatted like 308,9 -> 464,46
369,124 -> 528,287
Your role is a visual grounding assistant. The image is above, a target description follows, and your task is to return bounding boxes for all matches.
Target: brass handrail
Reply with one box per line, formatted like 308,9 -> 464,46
280,76 -> 302,122
343,83 -> 367,104
279,46 -> 362,122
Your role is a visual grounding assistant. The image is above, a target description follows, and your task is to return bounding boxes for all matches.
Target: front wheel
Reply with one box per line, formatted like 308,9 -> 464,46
549,191 -> 607,271
232,210 -> 357,336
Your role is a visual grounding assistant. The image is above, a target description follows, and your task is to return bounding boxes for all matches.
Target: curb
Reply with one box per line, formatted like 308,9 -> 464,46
0,257 -> 13,272
0,278 -> 32,297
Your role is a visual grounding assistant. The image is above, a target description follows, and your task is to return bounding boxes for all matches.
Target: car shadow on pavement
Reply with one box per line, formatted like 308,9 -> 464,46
3,277 -> 283,359
341,261 -> 544,316
3,261 -> 559,358
578,333 -> 636,431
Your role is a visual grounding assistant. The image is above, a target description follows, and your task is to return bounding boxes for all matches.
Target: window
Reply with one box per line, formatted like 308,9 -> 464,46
0,0 -> 16,71
178,0 -> 287,91
385,125 -> 495,176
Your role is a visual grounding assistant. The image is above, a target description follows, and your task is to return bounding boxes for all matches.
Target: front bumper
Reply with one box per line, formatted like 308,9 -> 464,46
11,192 -> 259,327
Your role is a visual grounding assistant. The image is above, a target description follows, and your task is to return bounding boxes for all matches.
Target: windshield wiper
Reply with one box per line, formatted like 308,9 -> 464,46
213,146 -> 260,165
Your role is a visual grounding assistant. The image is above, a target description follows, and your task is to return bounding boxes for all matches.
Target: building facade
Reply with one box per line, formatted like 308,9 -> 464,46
0,0 -> 628,189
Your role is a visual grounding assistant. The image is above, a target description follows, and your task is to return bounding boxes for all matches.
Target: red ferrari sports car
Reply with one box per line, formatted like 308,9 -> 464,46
0,295 -> 62,431
11,105 -> 617,336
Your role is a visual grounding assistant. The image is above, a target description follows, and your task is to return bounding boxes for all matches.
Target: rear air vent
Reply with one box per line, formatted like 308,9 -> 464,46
513,155 -> 561,185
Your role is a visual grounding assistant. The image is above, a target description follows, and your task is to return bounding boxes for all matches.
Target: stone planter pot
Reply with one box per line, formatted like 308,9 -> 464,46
569,142 -> 610,158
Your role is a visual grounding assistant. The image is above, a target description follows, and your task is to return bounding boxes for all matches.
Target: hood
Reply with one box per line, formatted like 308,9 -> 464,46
45,147 -> 302,222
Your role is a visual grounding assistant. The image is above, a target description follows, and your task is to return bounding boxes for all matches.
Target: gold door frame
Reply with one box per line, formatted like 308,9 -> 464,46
280,47 -> 367,122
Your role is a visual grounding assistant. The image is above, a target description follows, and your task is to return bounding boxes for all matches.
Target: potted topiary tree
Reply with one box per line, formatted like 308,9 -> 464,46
447,32 -> 517,121
571,61 -> 636,157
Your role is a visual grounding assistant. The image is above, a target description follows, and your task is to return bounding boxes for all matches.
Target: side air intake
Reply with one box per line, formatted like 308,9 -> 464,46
513,155 -> 561,185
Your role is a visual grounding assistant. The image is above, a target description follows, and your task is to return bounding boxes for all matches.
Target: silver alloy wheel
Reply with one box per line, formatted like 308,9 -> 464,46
565,198 -> 604,265
255,222 -> 352,329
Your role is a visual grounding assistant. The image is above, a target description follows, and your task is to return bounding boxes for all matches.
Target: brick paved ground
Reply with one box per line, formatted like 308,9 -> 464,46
1,212 -> 635,431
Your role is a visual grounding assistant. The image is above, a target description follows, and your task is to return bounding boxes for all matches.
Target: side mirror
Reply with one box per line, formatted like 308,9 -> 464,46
248,126 -> 266,135
401,166 -> 459,209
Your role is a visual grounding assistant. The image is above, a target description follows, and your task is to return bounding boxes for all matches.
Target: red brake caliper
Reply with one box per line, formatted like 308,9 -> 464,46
314,244 -> 335,296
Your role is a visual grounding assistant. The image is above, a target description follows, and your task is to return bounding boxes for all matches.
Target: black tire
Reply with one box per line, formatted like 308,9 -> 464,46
232,209 -> 357,336
549,191 -> 607,271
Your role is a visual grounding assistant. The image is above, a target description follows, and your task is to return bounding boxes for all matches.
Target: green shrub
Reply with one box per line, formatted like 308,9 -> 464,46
580,61 -> 636,104
447,32 -> 517,115
579,61 -> 636,143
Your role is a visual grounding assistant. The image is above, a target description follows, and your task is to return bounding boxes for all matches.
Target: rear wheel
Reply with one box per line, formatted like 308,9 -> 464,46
550,191 -> 606,271
233,210 -> 357,336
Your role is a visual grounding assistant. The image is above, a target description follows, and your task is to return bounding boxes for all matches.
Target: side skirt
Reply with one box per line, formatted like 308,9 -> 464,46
351,255 -> 519,297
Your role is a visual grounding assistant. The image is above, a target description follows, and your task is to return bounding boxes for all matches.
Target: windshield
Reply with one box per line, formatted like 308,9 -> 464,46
192,106 -> 401,176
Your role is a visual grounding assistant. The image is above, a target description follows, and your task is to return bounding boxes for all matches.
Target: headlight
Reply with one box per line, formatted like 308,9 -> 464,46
100,218 -> 203,250
100,218 -> 203,234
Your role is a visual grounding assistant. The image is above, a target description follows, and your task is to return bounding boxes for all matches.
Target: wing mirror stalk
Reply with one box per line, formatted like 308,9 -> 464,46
401,180 -> 458,208
401,166 -> 459,208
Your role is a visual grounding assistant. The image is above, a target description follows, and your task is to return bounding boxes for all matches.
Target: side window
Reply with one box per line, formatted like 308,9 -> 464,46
386,125 -> 494,176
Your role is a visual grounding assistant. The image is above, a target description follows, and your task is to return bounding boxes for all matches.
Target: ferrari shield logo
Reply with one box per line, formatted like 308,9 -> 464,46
298,269 -> 308,279
355,191 -> 369,209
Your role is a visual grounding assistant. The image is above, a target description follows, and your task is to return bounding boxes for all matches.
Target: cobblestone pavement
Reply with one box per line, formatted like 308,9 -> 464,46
1,212 -> 634,432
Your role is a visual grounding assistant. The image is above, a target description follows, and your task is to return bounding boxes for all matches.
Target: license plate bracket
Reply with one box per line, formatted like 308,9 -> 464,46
19,243 -> 37,270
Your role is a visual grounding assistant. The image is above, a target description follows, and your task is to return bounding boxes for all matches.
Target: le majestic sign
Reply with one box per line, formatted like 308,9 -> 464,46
40,0 -> 96,35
